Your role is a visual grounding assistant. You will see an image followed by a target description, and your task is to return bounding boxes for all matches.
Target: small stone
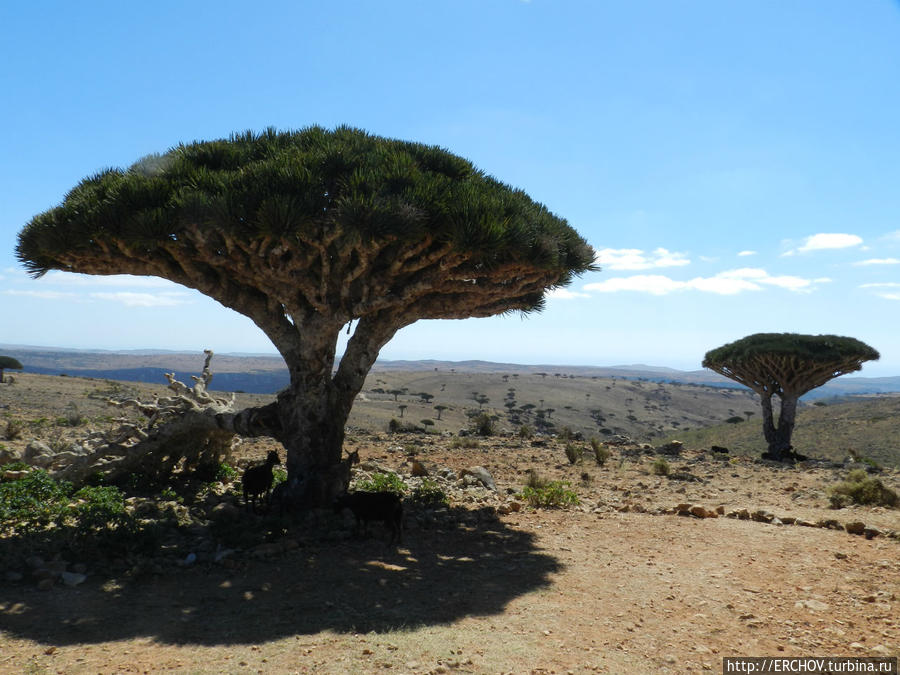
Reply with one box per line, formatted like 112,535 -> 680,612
61,571 -> 87,587
834,552 -> 848,560
37,577 -> 55,590
870,645 -> 891,656
844,521 -> 866,535
796,519 -> 818,527
689,505 -> 709,518
850,642 -> 865,650
736,508 -> 750,520
752,510 -> 774,523
863,527 -> 882,540
715,505 -> 726,515
795,599 -> 829,611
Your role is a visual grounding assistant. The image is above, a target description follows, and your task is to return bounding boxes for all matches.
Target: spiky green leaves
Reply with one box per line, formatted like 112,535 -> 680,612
17,126 -> 594,280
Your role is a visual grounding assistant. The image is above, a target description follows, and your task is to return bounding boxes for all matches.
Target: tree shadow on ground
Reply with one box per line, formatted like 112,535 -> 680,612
0,507 -> 561,646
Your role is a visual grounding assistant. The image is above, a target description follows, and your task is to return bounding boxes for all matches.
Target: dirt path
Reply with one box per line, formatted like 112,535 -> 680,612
2,503 -> 897,674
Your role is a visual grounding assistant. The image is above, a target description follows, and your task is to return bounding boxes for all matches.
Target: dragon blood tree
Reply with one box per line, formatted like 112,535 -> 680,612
703,333 -> 879,462
16,126 -> 596,505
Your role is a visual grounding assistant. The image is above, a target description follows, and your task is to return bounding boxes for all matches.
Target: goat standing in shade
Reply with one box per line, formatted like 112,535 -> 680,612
333,491 -> 403,544
242,450 -> 281,513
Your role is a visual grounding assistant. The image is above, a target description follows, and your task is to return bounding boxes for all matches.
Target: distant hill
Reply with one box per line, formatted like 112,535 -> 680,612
2,345 -> 899,398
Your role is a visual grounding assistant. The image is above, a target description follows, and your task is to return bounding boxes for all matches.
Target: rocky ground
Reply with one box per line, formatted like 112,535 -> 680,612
1,374 -> 898,673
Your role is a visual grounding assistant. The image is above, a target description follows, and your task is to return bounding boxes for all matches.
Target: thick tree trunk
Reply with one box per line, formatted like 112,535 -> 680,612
759,393 -> 800,462
759,393 -> 777,447
271,313 -> 400,508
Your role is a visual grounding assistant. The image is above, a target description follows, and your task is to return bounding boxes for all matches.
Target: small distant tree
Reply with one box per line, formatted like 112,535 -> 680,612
417,392 -> 435,404
398,405 -> 407,418
703,333 -> 879,462
434,404 -> 447,421
0,356 -> 23,383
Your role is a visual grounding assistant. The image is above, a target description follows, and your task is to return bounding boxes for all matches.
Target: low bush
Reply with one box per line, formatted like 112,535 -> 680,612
470,413 -> 496,437
591,438 -> 610,466
412,478 -> 449,507
650,458 -> 671,476
519,480 -> 579,509
829,469 -> 898,509
564,443 -> 583,465
355,471 -> 407,495
450,437 -> 480,450
517,425 -> 534,440
215,462 -> 238,483
0,467 -> 156,565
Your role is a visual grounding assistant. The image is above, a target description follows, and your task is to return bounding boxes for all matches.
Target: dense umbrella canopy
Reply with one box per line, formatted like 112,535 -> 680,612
16,126 -> 595,327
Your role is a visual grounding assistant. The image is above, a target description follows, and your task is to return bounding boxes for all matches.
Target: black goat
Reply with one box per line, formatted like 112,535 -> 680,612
333,491 -> 403,544
242,450 -> 281,512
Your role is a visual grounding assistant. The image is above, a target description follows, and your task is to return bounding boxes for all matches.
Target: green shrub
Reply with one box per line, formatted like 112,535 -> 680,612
470,413 -> 496,437
564,443 -> 583,465
450,437 -> 480,450
272,467 -> 288,486
517,425 -> 534,440
0,470 -> 152,562
591,438 -> 610,466
829,471 -> 898,509
412,478 -> 449,507
215,462 -> 238,483
355,471 -> 407,495
650,458 -> 671,476
0,469 -> 71,532
524,468 -> 550,490
519,480 -> 579,509
159,486 -> 181,502
558,427 -> 577,441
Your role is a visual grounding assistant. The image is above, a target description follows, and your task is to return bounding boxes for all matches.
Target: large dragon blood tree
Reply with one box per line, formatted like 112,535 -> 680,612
703,333 -> 879,462
16,126 -> 596,505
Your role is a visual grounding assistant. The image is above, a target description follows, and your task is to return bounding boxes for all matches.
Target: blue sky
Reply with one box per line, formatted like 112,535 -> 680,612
2,1 -> 899,375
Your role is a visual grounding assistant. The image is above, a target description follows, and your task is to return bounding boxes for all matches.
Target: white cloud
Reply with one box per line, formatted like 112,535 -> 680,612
89,292 -> 190,307
39,272 -> 182,289
3,289 -> 78,300
584,275 -> 687,295
858,282 -> 900,300
783,233 -> 864,256
853,258 -> 900,266
584,267 -> 826,296
546,287 -> 590,300
737,250 -> 757,257
594,247 -> 690,270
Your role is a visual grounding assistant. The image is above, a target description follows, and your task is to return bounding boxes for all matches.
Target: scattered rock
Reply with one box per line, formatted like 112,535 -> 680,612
459,466 -> 496,491
844,521 -> 866,536
410,459 -> 429,477
795,599 -> 829,611
655,440 -> 683,456
60,571 -> 87,587
24,441 -> 54,468
863,527 -> 882,540
751,510 -> 775,523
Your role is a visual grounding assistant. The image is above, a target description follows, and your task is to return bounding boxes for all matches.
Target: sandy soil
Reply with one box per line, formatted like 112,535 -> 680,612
1,374 -> 898,674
